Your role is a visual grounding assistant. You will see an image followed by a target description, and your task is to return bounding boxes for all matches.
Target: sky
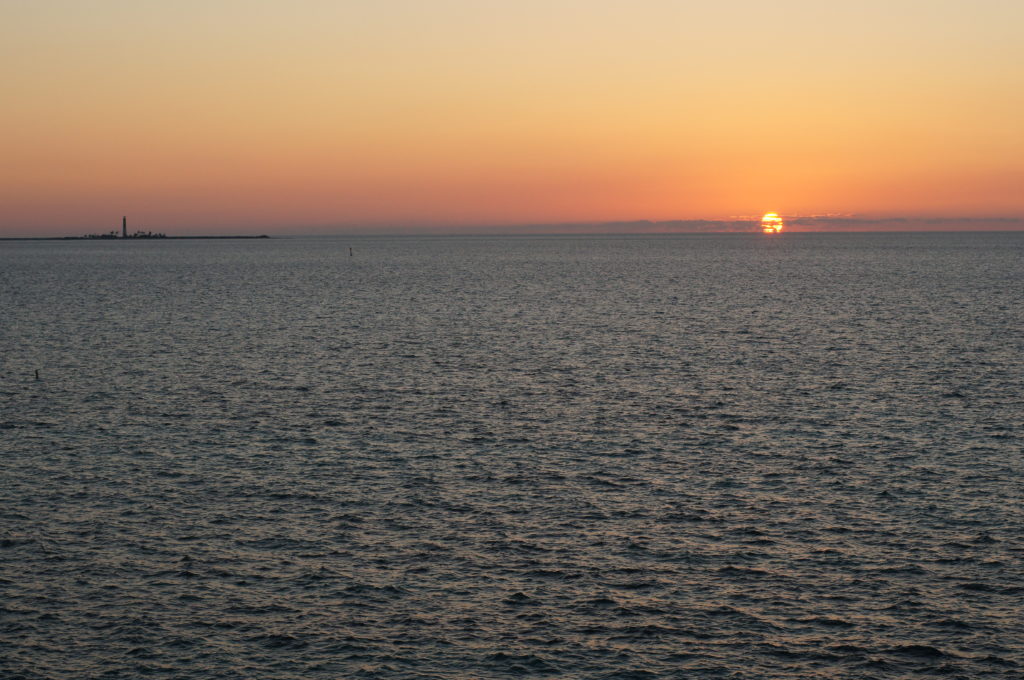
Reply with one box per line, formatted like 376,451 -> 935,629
2,0 -> 1023,235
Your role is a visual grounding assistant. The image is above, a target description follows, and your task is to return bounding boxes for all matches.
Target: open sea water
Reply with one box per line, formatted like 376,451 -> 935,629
1,232 -> 1022,679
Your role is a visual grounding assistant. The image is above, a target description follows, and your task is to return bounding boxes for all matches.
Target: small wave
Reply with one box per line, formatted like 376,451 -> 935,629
888,644 -> 958,659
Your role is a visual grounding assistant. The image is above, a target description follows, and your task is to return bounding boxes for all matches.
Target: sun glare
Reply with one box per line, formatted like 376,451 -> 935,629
761,212 -> 784,233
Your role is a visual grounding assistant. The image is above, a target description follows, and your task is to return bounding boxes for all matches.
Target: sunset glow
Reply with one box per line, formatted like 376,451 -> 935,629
761,213 -> 784,234
2,1 -> 1023,235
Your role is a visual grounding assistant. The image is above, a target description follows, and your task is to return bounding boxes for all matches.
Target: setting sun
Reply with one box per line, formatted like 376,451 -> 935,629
761,213 -> 784,233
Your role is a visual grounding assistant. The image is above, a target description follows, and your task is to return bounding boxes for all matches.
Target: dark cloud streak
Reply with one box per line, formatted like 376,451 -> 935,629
458,216 -> 1024,235
291,215 -> 1024,235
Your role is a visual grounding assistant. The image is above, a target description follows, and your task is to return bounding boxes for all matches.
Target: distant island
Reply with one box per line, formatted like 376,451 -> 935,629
1,216 -> 270,240
78,217 -> 267,240
75,233 -> 269,240
83,221 -> 168,239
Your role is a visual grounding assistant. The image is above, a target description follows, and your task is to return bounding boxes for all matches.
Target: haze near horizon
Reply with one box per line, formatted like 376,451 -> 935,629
2,1 -> 1023,236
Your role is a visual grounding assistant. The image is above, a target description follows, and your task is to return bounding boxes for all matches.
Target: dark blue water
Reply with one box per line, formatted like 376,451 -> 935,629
2,233 -> 1022,678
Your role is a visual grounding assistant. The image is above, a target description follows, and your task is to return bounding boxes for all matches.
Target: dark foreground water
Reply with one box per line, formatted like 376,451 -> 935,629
1,233 -> 1022,679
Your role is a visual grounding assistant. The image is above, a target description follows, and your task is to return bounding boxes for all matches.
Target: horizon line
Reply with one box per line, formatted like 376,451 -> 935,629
4,215 -> 1024,239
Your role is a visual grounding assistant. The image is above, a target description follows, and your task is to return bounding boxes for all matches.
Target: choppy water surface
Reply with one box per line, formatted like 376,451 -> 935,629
2,233 -> 1022,679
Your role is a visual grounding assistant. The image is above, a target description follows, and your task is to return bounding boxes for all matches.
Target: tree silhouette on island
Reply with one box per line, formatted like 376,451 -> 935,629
83,216 -> 166,239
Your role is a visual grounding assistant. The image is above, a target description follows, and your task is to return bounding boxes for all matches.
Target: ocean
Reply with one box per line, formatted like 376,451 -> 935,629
2,232 -> 1022,678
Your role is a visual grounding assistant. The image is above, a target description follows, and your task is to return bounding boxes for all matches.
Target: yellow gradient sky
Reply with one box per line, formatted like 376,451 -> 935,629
2,1 -> 1023,234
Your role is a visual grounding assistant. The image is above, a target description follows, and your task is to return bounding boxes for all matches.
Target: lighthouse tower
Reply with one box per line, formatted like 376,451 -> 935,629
122,216 -> 127,238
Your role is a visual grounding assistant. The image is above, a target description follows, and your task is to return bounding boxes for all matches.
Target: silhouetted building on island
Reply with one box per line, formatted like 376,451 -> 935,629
82,216 -> 166,239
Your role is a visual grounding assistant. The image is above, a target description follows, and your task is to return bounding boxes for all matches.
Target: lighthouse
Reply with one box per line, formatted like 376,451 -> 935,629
122,216 -> 127,238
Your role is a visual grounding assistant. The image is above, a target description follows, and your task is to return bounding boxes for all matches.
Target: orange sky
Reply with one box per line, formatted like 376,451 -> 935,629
2,1 -> 1023,235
